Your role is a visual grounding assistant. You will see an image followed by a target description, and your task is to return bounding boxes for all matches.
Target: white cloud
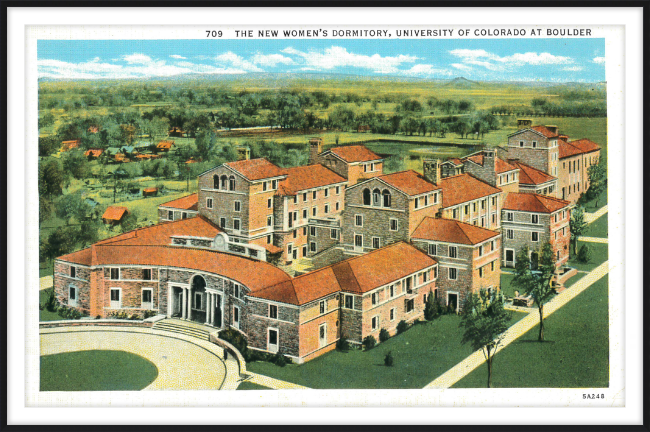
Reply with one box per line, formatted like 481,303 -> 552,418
251,53 -> 294,67
400,64 -> 453,77
120,53 -> 154,64
449,48 -> 573,71
451,63 -> 473,72
593,56 -> 606,64
215,51 -> 263,72
170,54 -> 187,59
563,66 -> 584,72
281,46 -> 418,74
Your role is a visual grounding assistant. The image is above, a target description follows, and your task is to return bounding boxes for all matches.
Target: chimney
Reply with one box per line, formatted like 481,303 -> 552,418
423,159 -> 441,185
236,146 -> 250,161
308,137 -> 323,165
545,125 -> 559,135
483,149 -> 496,174
558,134 -> 569,142
517,118 -> 532,130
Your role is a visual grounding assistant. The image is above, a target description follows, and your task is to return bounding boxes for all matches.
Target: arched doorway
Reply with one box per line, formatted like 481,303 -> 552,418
190,275 -> 206,323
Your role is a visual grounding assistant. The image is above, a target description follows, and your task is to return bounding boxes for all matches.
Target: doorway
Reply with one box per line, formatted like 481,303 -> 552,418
447,293 -> 458,312
505,249 -> 515,268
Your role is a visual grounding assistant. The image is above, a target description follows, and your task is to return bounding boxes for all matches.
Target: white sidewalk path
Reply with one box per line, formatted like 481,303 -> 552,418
423,260 -> 609,389
244,372 -> 310,390
39,276 -> 53,290
584,205 -> 608,224
578,236 -> 608,244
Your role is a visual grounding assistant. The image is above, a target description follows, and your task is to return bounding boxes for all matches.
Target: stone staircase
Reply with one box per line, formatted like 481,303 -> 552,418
153,318 -> 215,341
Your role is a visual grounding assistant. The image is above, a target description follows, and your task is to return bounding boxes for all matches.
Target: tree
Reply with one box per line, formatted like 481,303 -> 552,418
55,193 -> 91,224
578,244 -> 592,263
460,289 -> 511,388
38,136 -> 60,157
569,206 -> 586,256
512,243 -> 556,342
424,292 -> 439,320
195,130 -> 217,161
39,159 -> 66,197
61,150 -> 90,180
586,162 -> 606,207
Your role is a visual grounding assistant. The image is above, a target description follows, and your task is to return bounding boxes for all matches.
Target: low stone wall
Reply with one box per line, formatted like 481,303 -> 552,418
39,319 -> 154,329
209,333 -> 248,376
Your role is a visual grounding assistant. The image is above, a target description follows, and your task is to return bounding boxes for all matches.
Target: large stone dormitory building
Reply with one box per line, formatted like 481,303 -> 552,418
54,122 -> 599,362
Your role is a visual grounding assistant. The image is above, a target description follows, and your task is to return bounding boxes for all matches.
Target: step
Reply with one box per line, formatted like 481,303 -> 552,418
153,320 -> 215,341
153,327 -> 211,341
154,324 -> 211,336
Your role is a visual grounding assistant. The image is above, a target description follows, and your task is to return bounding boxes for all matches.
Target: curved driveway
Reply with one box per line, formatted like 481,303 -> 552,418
40,326 -> 239,390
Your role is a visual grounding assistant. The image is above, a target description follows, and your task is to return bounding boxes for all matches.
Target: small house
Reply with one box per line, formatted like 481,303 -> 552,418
102,206 -> 128,225
60,140 -> 80,152
143,187 -> 158,197
156,140 -> 175,152
84,148 -> 104,160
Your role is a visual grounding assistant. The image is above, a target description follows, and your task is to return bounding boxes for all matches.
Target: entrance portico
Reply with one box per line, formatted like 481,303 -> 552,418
167,277 -> 223,328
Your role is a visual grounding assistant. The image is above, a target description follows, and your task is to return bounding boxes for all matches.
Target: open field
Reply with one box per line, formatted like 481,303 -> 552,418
569,240 -> 609,272
40,350 -> 158,391
246,312 -> 526,389
584,213 -> 608,238
453,276 -> 609,388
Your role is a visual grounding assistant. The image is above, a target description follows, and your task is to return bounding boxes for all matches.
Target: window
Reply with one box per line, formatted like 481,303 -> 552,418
310,226 -> 316,236
492,214 -> 496,224
168,210 -> 174,221
414,197 -> 420,209
371,316 -> 379,330
234,284 -> 240,298
302,209 -> 307,219
492,196 -> 497,206
362,188 -> 371,206
491,261 -> 495,271
465,205 -> 469,215
428,243 -> 437,255
220,217 -> 227,228
330,229 -> 338,240
272,180 -> 278,189
355,215 -> 363,227
267,235 -> 272,244
364,164 -> 368,173
336,202 -> 340,211
390,218 -> 398,231
68,286 -> 77,307
302,245 -> 307,257
324,204 -> 330,214
267,198 -> 272,209
233,219 -> 241,230
507,229 -> 514,239
142,269 -> 152,280
482,200 -> 486,210
182,212 -> 188,220
213,175 -> 219,189
303,192 -> 307,202
406,299 -> 414,313
110,288 -> 121,309
207,198 -> 213,209
532,232 -> 539,242
344,295 -> 354,309
449,268 -> 457,280
293,196 -> 298,204
473,203 -> 477,212
318,324 -> 326,347
506,212 -> 513,221
310,242 -> 316,252
373,189 -> 381,206
555,213 -> 558,223
449,246 -> 457,258
453,209 -> 458,219
372,237 -> 380,249
320,301 -> 326,314
479,267 -> 484,278
293,230 -> 297,239
233,306 -> 240,328
434,267 -> 438,279
433,193 -> 438,204
390,308 -> 395,321
313,191 -> 317,200
267,216 -> 273,227
422,271 -> 429,283
424,196 -> 429,206
220,175 -> 228,190
372,293 -> 377,305
194,292 -> 202,310
110,268 -> 120,280
390,285 -> 394,297
479,245 -> 483,256
70,266 -> 76,278
229,176 -> 236,191
382,189 -> 391,207
519,140 -> 524,147
312,207 -> 317,217
263,182 -> 268,191
532,214 -> 539,224
324,188 -> 329,197
336,186 -> 340,195
269,304 -> 278,319
532,141 -> 537,148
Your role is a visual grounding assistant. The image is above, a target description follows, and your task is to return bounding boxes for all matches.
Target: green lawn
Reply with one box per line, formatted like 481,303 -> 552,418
584,213 -> 608,238
568,240 -> 609,272
246,313 -> 526,389
40,350 -> 159,391
236,381 -> 272,390
39,288 -> 63,321
582,187 -> 608,212
453,276 -> 609,388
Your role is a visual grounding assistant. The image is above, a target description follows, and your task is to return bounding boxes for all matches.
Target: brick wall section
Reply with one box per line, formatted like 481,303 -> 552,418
339,294 -> 363,344
246,298 -> 300,357
298,293 -> 340,360
198,167 -> 252,235
507,129 -> 559,176
307,224 -> 340,257
558,151 -> 600,204
54,261 -> 91,314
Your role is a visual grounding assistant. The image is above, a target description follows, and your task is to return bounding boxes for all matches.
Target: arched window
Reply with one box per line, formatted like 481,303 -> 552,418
363,188 -> 371,206
220,175 -> 228,190
372,188 -> 381,206
382,189 -> 392,208
229,176 -> 236,191
213,175 -> 219,189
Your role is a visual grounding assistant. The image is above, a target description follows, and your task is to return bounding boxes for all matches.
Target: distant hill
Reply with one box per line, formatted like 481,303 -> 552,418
445,77 -> 481,88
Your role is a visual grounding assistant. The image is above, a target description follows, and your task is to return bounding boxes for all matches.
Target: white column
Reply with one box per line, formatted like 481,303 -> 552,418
167,286 -> 172,317
205,293 -> 212,325
211,293 -> 216,326
181,288 -> 187,319
187,287 -> 193,321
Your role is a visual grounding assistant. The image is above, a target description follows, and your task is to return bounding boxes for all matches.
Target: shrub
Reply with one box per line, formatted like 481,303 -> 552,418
362,335 -> 376,350
578,244 -> 592,263
248,350 -> 273,363
143,310 -> 157,319
424,294 -> 439,320
396,320 -> 409,334
272,352 -> 289,367
384,351 -> 394,367
336,336 -> 350,352
448,303 -> 456,314
45,290 -> 58,312
379,328 -> 390,342
219,328 -> 249,360
129,313 -> 141,320
95,315 -> 101,319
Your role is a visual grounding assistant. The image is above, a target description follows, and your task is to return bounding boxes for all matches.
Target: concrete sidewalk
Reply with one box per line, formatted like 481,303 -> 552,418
584,205 -> 608,224
578,236 -> 608,244
245,372 -> 310,390
39,276 -> 53,291
424,260 -> 609,389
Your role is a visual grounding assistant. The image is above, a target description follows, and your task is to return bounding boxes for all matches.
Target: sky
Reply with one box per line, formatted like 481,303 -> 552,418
38,38 -> 606,82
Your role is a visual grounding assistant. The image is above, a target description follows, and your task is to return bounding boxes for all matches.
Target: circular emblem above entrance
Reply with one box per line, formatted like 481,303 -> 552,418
214,233 -> 229,251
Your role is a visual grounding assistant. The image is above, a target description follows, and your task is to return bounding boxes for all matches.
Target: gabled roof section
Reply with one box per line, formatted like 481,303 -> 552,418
326,145 -> 382,163
463,153 -> 518,174
558,138 -> 601,160
102,206 -> 128,221
439,174 -> 501,208
412,217 -> 499,246
569,138 -> 601,154
277,164 -> 346,196
224,158 -> 286,181
160,193 -> 199,211
442,158 -> 464,167
377,170 -> 440,196
503,192 -> 570,213
531,125 -> 560,138
57,247 -> 93,266
507,160 -> 556,185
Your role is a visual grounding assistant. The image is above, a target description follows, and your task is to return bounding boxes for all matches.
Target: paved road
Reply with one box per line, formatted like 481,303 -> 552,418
423,260 -> 609,389
40,326 -> 239,390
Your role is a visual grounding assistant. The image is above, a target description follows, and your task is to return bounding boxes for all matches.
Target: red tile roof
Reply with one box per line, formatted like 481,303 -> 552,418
60,140 -> 80,151
503,192 -> 570,213
57,247 -> 93,266
507,160 -> 556,185
463,153 -> 517,174
277,164 -> 346,195
569,138 -> 601,154
444,158 -> 464,166
252,242 -> 437,305
378,170 -> 440,196
84,148 -> 104,158
531,125 -> 559,138
558,140 -> 582,159
328,145 -> 382,163
439,174 -> 501,208
156,140 -> 174,149
160,194 -> 199,211
102,206 -> 128,221
225,158 -> 286,181
412,217 -> 499,245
